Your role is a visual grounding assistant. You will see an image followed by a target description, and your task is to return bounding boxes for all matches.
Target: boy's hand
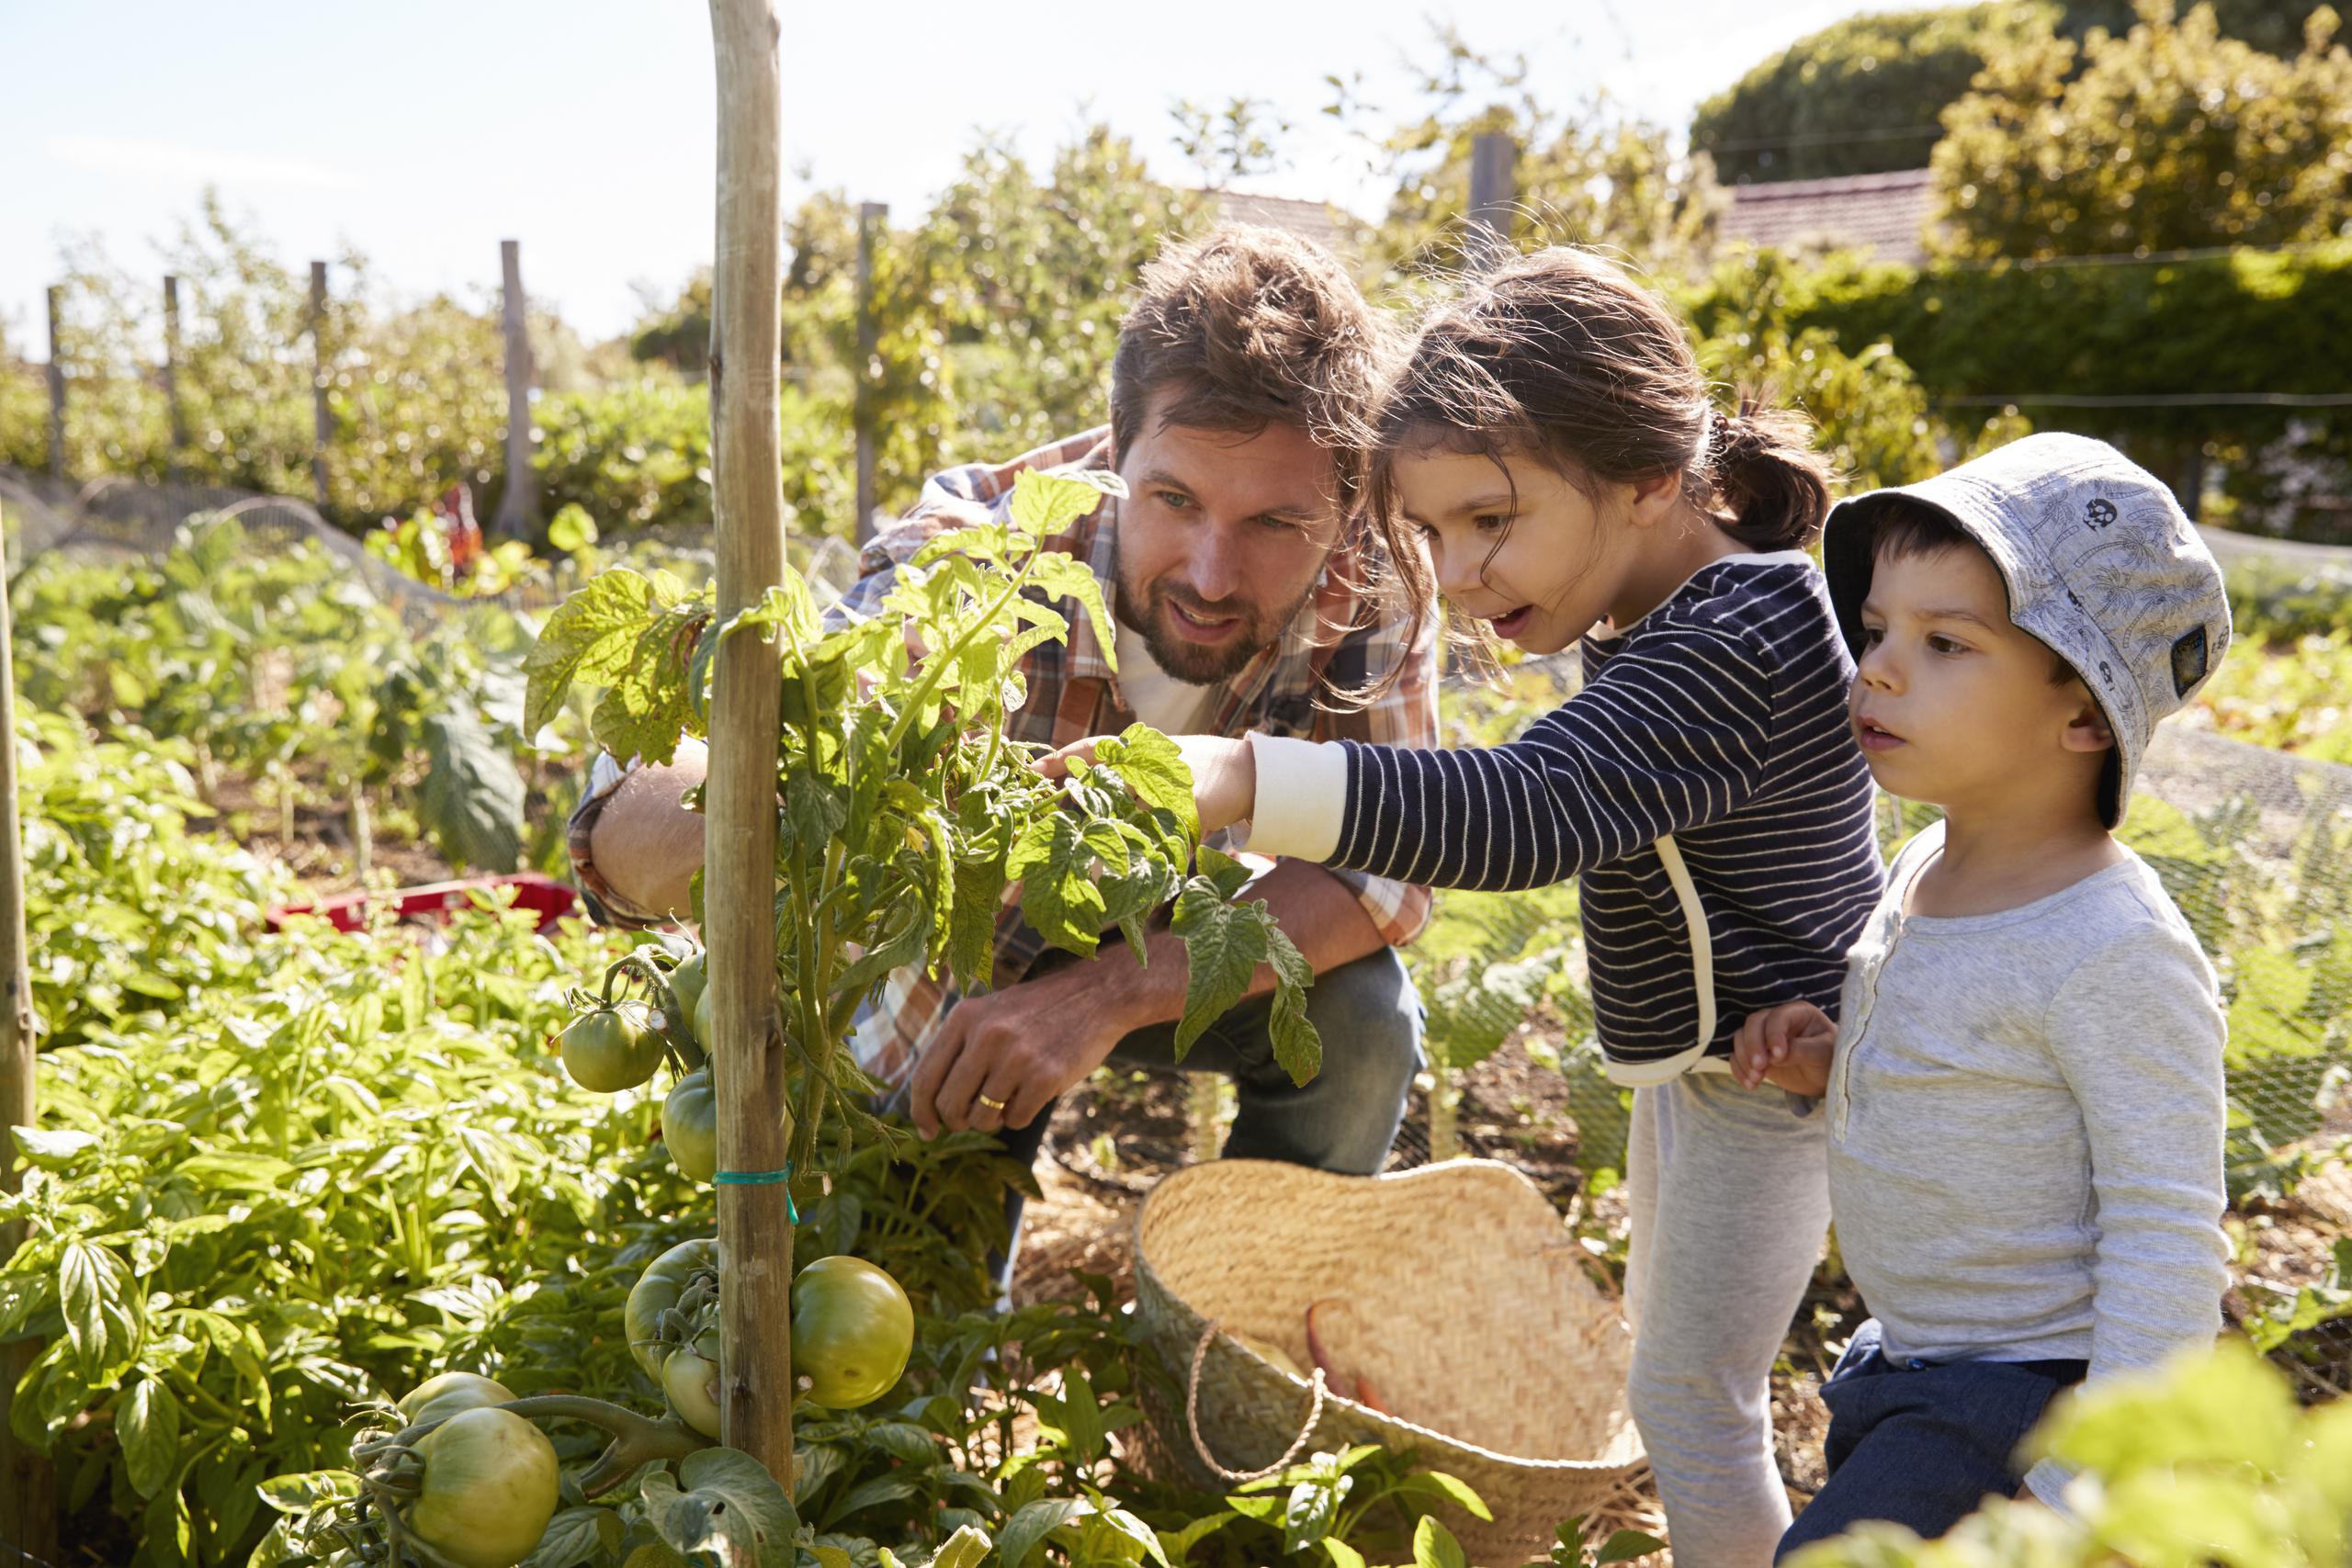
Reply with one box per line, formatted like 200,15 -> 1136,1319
1039,734 -> 1259,835
1732,1000 -> 1838,1097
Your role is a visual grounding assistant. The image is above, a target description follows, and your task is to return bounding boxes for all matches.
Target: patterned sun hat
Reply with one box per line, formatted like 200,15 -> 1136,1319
1822,432 -> 2233,828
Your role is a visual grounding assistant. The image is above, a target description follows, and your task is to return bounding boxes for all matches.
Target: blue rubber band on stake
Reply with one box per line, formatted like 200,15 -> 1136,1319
713,1160 -> 799,1221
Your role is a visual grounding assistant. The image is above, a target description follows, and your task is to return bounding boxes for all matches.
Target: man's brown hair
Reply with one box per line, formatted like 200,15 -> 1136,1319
1109,226 -> 1389,510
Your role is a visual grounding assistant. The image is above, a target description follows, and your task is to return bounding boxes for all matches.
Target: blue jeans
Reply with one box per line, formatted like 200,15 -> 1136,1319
1774,1320 -> 2086,1561
984,945 -> 1425,1292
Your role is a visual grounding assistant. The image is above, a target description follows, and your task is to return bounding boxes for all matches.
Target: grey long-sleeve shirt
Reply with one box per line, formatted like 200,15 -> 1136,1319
1826,821 -> 2230,1499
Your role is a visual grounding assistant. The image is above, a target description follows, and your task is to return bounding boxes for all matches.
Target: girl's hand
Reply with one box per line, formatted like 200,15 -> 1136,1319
1038,734 -> 1259,836
1732,1000 -> 1837,1097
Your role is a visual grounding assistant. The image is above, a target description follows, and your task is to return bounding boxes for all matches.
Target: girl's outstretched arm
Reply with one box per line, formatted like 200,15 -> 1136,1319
1249,618 -> 1783,892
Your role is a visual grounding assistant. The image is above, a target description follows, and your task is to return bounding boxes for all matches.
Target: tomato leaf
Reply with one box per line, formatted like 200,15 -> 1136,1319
1095,724 -> 1200,840
523,568 -> 684,737
118,1377 -> 180,1499
1009,815 -> 1109,960
641,1447 -> 798,1568
1262,920 -> 1322,1087
1008,469 -> 1119,541
1170,851 -> 1271,1059
517,1506 -> 627,1568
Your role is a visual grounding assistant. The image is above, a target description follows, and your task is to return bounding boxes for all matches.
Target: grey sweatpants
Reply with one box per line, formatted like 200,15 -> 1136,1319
1624,1071 -> 1830,1568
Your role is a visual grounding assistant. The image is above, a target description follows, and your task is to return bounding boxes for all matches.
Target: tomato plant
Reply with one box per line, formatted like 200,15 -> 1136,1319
525,468 -> 1321,1178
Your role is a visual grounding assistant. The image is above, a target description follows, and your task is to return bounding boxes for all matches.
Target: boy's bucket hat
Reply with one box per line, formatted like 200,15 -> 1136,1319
1822,433 -> 2233,829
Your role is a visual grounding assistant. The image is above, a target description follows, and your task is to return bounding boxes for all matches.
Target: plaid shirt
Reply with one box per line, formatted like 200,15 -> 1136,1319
572,427 -> 1438,1089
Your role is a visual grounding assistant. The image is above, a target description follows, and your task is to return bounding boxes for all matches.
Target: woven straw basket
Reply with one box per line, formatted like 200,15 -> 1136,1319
1129,1158 -> 1645,1565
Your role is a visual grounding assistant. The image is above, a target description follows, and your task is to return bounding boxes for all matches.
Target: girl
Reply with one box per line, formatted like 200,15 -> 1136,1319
1142,249 -> 1885,1566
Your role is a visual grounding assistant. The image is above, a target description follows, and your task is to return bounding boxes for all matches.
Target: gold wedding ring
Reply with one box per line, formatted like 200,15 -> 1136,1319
976,1094 -> 1008,1112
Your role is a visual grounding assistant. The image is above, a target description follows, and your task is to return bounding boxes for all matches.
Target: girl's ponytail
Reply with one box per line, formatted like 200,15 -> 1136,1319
1706,398 -> 1836,552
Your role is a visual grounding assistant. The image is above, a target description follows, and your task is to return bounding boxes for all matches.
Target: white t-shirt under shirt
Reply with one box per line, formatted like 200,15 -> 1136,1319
1114,621 -> 1219,737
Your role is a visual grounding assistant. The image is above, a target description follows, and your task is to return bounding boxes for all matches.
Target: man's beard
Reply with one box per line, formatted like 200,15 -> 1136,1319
1112,554 -> 1312,687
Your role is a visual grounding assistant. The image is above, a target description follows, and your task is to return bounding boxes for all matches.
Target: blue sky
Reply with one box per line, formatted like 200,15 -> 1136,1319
4,0 -> 1860,346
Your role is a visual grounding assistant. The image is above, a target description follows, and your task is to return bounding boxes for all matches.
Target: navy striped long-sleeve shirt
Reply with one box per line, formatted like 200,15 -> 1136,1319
1249,552 -> 1885,1082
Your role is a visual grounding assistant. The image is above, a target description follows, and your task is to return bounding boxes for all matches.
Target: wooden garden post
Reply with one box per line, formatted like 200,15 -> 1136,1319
853,200 -> 886,547
707,0 -> 796,1472
42,288 -> 64,481
0,520 -> 56,1556
1468,132 -> 1517,265
163,275 -> 190,487
492,240 -> 539,539
308,262 -> 333,510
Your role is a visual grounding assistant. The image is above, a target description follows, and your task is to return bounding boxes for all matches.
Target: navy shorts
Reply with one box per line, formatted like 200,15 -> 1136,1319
1774,1320 -> 2086,1561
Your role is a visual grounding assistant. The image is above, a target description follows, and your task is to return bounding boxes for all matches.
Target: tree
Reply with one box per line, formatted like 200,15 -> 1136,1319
1933,0 -> 2352,258
1355,27 -> 1722,285
1692,6 -> 2055,185
1691,1 -> 2344,186
910,128 -> 1207,458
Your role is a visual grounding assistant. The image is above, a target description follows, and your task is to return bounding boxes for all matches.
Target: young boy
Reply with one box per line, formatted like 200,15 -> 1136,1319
1732,433 -> 2234,1556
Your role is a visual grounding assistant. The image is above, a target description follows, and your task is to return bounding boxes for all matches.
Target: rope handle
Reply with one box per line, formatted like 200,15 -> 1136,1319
1184,1322 -> 1329,1483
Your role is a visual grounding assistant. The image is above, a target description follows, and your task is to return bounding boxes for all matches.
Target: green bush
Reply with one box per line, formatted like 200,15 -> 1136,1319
17,709 -> 289,1051
1692,6 -> 2053,184
1679,241 -> 2352,536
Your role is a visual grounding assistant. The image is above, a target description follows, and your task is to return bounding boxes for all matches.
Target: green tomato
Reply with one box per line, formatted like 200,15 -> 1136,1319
791,1256 -> 914,1410
666,953 -> 708,1044
401,1406 -> 560,1568
663,1068 -> 718,1184
396,1371 -> 514,1430
693,981 -> 716,1051
625,1236 -> 719,1377
559,1001 -> 664,1093
662,1329 -> 724,1438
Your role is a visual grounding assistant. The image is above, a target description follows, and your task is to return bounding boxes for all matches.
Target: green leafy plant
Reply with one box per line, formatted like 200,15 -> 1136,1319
524,468 -> 1321,1175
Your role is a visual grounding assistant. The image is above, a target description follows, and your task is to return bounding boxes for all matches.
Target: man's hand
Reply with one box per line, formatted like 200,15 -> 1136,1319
906,961 -> 1153,1138
1040,733 -> 1259,835
1731,1000 -> 1837,1097
590,739 -> 709,921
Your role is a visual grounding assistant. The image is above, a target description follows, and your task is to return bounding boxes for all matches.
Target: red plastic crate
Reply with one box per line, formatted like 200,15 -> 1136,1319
266,872 -> 582,935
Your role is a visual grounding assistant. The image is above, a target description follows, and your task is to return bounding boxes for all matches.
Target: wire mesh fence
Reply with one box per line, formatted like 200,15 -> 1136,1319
1403,641 -> 2352,1198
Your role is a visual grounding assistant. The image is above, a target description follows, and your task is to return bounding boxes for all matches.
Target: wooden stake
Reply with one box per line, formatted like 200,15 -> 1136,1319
309,261 -> 332,510
0,513 -> 57,1557
1468,132 -> 1518,267
163,275 -> 190,486
492,240 -> 539,538
707,0 -> 795,1475
43,287 -> 64,480
854,201 -> 887,547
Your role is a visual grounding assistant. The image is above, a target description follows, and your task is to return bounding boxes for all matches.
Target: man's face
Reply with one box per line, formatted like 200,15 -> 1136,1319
1111,392 -> 1344,685
1849,542 -> 2109,818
